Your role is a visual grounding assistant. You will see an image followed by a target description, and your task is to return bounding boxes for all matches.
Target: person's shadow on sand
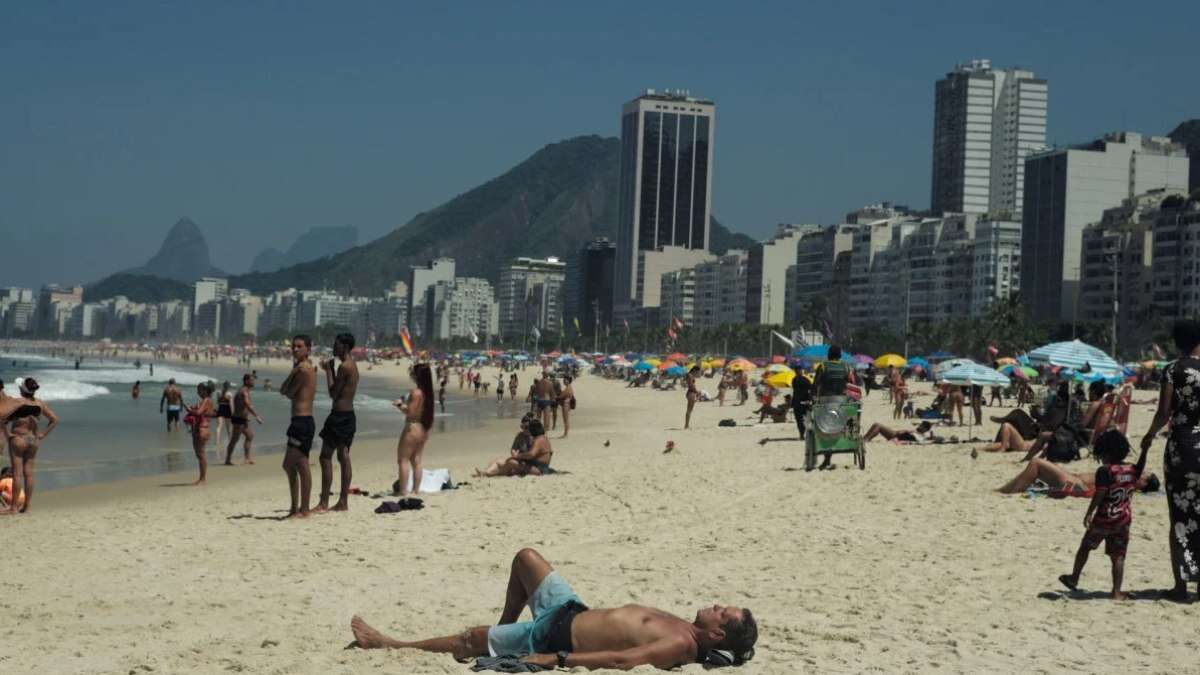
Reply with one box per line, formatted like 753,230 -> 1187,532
1039,588 -> 1177,602
227,512 -> 292,522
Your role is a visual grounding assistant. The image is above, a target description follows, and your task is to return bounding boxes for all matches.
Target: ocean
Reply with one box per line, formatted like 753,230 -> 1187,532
0,350 -> 496,491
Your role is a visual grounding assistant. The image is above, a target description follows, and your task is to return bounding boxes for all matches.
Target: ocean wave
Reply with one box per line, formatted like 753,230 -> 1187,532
353,394 -> 455,416
13,377 -> 111,402
32,365 -> 213,386
0,352 -> 64,364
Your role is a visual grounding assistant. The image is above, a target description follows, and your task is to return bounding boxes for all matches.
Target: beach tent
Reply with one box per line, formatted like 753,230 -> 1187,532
874,354 -> 907,368
1027,339 -> 1122,375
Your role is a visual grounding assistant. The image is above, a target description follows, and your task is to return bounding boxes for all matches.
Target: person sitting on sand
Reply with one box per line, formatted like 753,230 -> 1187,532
475,414 -> 537,477
348,547 -> 758,670
1058,430 -> 1150,600
0,466 -> 25,511
754,395 -> 790,424
863,420 -> 936,444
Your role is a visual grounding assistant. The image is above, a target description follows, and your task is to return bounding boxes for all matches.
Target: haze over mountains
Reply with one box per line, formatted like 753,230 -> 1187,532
88,135 -> 755,300
120,217 -> 226,283
249,226 -> 360,274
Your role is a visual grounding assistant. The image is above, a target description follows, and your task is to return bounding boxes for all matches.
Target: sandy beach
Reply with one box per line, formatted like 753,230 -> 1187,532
3,361 -> 1199,674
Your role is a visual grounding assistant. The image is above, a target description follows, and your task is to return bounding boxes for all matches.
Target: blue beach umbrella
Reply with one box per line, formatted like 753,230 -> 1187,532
633,361 -> 655,372
1027,340 -> 1122,375
938,360 -> 1010,387
665,365 -> 687,376
793,345 -> 830,359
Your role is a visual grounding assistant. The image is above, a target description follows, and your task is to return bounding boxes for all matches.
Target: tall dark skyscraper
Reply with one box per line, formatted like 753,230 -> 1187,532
568,237 -> 616,334
613,90 -> 715,313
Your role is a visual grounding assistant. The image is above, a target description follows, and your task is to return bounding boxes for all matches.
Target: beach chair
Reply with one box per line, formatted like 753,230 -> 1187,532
805,395 -> 865,471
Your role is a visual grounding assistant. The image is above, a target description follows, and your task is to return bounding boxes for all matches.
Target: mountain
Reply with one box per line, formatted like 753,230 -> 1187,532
124,217 -> 226,282
229,135 -> 754,295
249,225 -> 360,273
1167,119 -> 1200,193
83,273 -> 192,304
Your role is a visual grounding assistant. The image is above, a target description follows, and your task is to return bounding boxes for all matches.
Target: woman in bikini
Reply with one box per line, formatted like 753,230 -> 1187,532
394,363 -> 435,497
557,376 -> 574,439
996,456 -> 1159,496
1,378 -> 59,514
214,381 -> 233,448
684,365 -> 701,430
186,382 -> 215,485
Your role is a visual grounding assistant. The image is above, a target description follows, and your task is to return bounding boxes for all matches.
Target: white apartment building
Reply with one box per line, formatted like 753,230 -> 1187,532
931,60 -> 1048,219
497,257 -> 566,339
745,225 -> 819,324
409,258 -> 456,339
430,277 -> 499,341
659,267 -> 697,327
971,219 -> 1022,314
693,250 -> 748,329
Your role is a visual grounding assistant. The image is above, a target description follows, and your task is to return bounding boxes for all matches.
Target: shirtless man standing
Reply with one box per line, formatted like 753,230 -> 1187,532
533,375 -> 555,430
349,548 -> 758,670
160,378 -> 183,431
280,335 -> 317,519
1,378 -> 59,514
225,373 -> 263,465
316,332 -> 359,512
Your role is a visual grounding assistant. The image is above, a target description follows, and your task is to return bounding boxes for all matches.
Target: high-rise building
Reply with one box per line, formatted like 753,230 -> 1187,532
931,60 -> 1048,219
659,267 -> 697,328
429,278 -> 498,341
497,257 -> 566,342
1021,132 -> 1189,322
36,284 -> 83,334
565,237 -> 617,335
793,226 -> 858,338
693,250 -> 748,329
408,258 -> 456,339
745,225 -> 819,324
614,89 -> 715,315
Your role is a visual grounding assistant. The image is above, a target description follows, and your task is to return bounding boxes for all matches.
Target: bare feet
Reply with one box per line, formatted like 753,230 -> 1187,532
245,459 -> 255,465
314,503 -> 330,513
1112,591 -> 1130,601
192,479 -> 206,486
224,461 -> 235,466
286,510 -> 310,519
350,615 -> 388,649
331,501 -> 349,512
1058,574 -> 1078,591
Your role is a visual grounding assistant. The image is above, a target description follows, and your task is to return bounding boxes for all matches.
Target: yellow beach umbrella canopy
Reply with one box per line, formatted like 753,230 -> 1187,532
643,358 -> 662,367
765,370 -> 796,388
874,353 -> 907,368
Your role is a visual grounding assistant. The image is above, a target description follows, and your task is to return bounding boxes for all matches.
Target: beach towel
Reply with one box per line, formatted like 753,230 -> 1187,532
396,468 -> 454,494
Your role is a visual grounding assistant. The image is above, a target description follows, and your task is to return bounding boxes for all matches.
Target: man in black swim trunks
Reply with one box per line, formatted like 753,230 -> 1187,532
316,332 -> 359,513
280,334 -> 317,519
349,548 -> 758,670
225,373 -> 263,465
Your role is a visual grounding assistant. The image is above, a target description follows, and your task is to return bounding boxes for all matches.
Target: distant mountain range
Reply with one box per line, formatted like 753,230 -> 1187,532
122,217 -> 226,283
249,225 -> 360,273
227,135 -> 754,296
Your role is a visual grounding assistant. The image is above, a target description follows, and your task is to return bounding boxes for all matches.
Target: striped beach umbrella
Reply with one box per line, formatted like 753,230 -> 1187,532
937,360 -> 1010,387
1027,339 -> 1122,375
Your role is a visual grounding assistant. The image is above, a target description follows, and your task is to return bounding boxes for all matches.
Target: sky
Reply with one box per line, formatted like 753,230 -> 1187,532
2,0 -> 1197,288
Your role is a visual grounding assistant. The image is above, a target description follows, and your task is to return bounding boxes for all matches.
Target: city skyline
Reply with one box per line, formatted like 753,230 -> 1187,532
4,2 -> 1198,289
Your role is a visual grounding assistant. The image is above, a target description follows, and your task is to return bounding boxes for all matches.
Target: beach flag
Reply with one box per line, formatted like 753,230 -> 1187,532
398,327 -> 415,356
469,328 -> 479,344
622,318 -> 630,335
667,327 -> 677,341
573,317 -> 581,333
531,325 -> 541,340
673,317 -> 685,331
772,330 -> 795,349
1152,343 -> 1166,359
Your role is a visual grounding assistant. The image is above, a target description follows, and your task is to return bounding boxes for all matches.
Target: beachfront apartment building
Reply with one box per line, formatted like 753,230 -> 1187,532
693,250 -> 748,330
659,267 -> 697,328
0,287 -> 35,336
970,219 -> 1022,315
1152,195 -> 1200,322
1021,132 -> 1190,324
429,277 -> 499,342
791,225 -> 858,340
409,258 -> 456,339
497,257 -> 566,341
745,225 -> 819,325
931,60 -> 1048,220
613,90 -> 715,321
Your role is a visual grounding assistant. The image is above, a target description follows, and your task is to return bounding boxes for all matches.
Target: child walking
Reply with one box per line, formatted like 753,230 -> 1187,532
1059,429 -> 1149,599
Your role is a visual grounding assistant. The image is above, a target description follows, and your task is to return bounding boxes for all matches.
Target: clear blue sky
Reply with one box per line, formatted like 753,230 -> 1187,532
2,0 -> 1196,288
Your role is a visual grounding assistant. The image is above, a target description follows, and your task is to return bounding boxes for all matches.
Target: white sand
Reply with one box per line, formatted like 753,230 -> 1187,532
3,363 -> 1198,674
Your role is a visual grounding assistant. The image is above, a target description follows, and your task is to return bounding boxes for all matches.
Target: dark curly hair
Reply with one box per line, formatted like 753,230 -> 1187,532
717,608 -> 758,664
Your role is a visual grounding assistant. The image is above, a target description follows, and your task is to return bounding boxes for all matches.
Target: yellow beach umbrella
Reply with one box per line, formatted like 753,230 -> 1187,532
874,353 -> 907,368
643,358 -> 662,367
703,358 -> 725,368
765,370 -> 796,388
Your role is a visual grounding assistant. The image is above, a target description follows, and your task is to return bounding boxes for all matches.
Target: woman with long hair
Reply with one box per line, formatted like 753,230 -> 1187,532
186,381 -> 215,485
394,363 -> 435,497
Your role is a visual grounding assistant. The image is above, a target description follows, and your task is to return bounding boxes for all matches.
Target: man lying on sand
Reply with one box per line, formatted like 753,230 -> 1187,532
350,547 -> 758,670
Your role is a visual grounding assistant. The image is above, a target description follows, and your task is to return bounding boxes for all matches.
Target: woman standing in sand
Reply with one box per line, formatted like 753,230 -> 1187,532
1,378 -> 59,514
1141,319 -> 1200,601
214,381 -> 233,447
684,365 -> 701,429
394,363 -> 435,497
186,382 -> 215,485
557,376 -> 574,438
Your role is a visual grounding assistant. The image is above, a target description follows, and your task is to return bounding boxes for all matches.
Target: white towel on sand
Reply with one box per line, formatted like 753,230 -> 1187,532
404,468 -> 452,493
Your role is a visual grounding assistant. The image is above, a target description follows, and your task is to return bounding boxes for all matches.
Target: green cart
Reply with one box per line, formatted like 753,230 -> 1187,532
804,396 -> 865,471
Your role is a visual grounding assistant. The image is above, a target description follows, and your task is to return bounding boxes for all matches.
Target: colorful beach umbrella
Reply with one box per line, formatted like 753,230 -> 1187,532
665,352 -> 687,362
853,354 -> 874,365
765,364 -> 794,374
665,365 -> 687,376
794,344 -> 831,359
765,371 -> 796,388
632,361 -> 655,372
771,355 -> 787,364
938,360 -> 1010,387
874,353 -> 907,368
727,358 -> 756,371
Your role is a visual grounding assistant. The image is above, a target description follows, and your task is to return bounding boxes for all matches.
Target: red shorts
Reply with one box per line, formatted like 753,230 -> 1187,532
1082,522 -> 1130,558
